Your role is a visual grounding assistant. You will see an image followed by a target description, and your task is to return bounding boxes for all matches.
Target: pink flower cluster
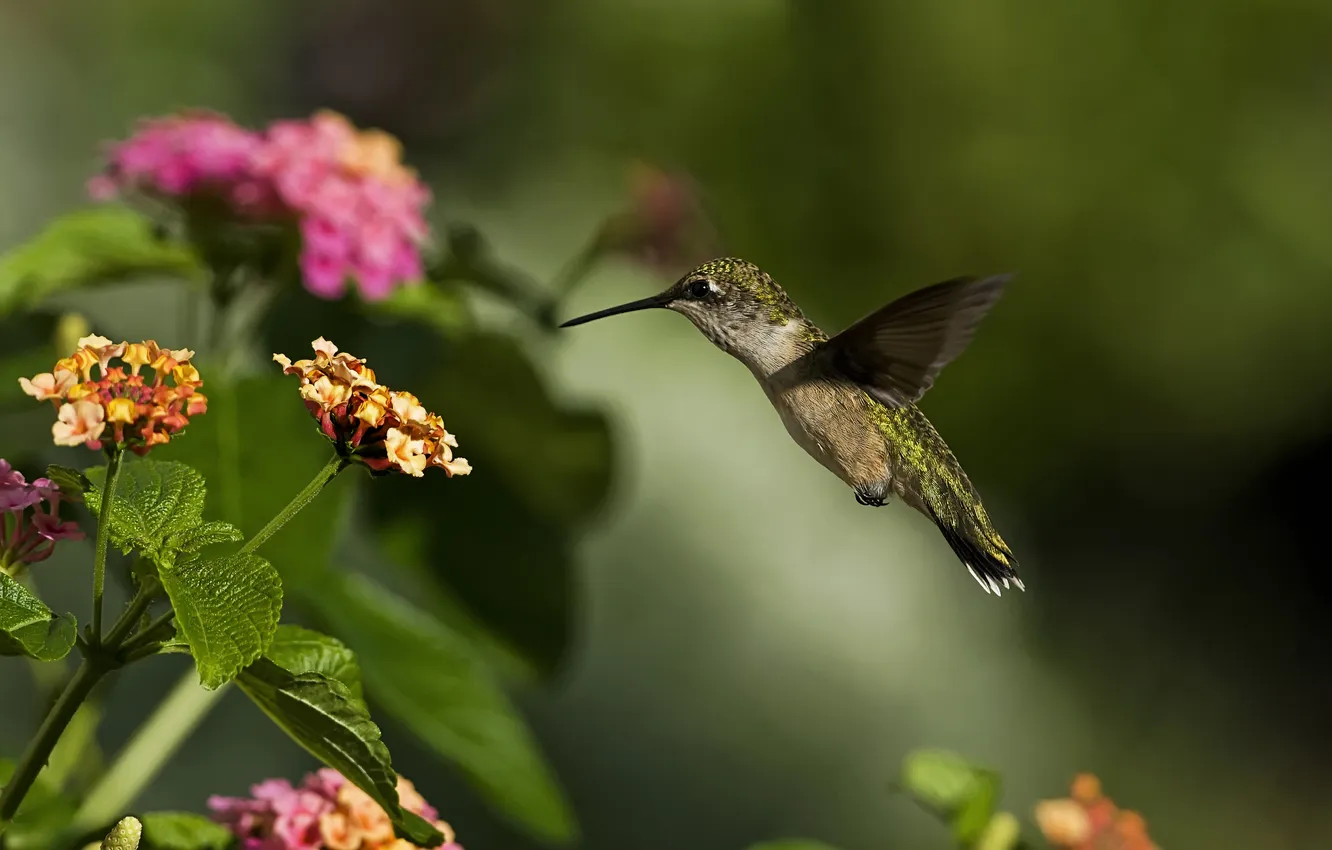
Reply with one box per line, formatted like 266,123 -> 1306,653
89,110 -> 431,302
208,768 -> 461,850
0,459 -> 83,574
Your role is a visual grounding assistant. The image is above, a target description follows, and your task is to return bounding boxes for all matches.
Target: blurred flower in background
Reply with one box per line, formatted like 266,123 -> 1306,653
275,337 -> 471,477
208,768 -> 461,850
594,162 -> 719,275
0,458 -> 84,575
19,336 -> 207,454
1034,773 -> 1159,850
88,110 -> 431,303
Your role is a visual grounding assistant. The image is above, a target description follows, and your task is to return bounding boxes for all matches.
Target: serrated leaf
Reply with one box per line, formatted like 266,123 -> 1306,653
139,812 -> 233,850
264,624 -> 363,704
160,551 -> 282,689
235,658 -> 442,847
45,464 -> 90,501
167,521 -> 243,554
0,206 -> 204,316
158,374 -> 354,588
0,572 -> 76,661
312,573 -> 576,844
746,841 -> 845,850
85,459 -> 208,564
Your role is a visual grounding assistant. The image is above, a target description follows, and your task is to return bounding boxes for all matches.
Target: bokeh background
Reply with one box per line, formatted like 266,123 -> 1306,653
3,0 -> 1332,848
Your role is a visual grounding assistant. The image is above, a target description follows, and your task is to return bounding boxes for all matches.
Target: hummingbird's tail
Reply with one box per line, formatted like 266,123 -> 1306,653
921,498 -> 1023,596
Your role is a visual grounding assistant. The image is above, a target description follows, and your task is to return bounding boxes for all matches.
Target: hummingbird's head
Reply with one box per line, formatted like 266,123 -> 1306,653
559,257 -> 819,372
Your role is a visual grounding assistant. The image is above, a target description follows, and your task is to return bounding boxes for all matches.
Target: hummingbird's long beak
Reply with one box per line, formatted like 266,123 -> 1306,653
558,293 -> 672,328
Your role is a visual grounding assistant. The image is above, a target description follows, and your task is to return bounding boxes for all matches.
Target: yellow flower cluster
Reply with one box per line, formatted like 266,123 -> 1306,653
19,335 -> 206,453
274,338 -> 470,478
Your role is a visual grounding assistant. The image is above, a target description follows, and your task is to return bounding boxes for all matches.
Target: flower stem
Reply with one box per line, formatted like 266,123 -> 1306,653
70,672 -> 227,837
0,657 -> 109,834
90,448 -> 125,644
241,454 -> 348,556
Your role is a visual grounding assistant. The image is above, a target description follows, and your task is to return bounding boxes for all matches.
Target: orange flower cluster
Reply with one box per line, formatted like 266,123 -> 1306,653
321,777 -> 457,850
274,338 -> 470,478
1034,774 -> 1158,850
19,335 -> 206,454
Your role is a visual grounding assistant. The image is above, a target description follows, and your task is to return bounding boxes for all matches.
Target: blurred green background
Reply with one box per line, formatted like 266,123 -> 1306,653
3,0 -> 1332,848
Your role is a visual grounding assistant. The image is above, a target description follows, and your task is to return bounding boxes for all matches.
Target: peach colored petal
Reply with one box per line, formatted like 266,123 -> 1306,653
1034,799 -> 1091,847
19,369 -> 76,401
318,810 -> 361,850
301,375 -> 352,409
389,391 -> 428,424
52,400 -> 106,447
386,427 -> 428,476
312,336 -> 339,359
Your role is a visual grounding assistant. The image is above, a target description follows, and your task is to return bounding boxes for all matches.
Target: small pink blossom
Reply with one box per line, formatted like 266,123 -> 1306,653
1,461 -> 84,574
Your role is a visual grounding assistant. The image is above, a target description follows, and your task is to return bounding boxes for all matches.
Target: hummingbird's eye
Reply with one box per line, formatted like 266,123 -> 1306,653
686,279 -> 712,300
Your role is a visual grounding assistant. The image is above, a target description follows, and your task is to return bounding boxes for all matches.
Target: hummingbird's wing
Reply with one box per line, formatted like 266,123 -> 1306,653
819,274 -> 1010,407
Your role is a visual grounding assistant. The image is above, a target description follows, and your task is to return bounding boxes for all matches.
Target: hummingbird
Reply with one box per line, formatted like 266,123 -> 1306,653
559,257 -> 1023,595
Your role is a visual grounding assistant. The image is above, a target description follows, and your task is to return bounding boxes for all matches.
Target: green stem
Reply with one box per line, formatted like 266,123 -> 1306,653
102,582 -> 157,651
90,449 -> 125,644
551,238 -> 602,300
0,658 -> 109,833
241,454 -> 348,555
70,673 -> 228,837
117,610 -> 175,657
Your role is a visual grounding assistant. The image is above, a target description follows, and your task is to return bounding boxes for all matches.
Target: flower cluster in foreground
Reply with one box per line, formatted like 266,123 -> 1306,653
208,768 -> 461,850
19,336 -> 206,453
275,338 -> 470,478
89,110 -> 430,302
0,459 -> 83,574
1034,773 -> 1159,850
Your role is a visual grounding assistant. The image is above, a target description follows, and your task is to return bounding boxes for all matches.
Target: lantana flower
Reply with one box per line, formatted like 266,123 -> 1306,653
19,335 -> 206,454
208,768 -> 461,850
1034,773 -> 1159,850
275,338 -> 470,478
1,459 -> 84,575
89,110 -> 430,303
593,162 -> 718,274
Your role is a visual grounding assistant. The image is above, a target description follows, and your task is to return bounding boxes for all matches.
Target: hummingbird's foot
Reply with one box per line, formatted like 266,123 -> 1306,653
855,491 -> 888,507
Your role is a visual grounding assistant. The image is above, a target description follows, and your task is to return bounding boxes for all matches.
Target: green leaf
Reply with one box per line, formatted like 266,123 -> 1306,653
139,812 -> 233,850
159,551 -> 282,689
974,812 -> 1022,850
0,572 -> 76,661
952,770 -> 1001,845
160,373 -> 354,588
898,749 -> 1001,846
45,464 -> 91,501
312,572 -> 576,844
85,459 -> 208,565
167,521 -> 243,554
746,842 -> 845,850
235,657 -> 443,848
0,206 -> 204,316
264,624 -> 364,704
